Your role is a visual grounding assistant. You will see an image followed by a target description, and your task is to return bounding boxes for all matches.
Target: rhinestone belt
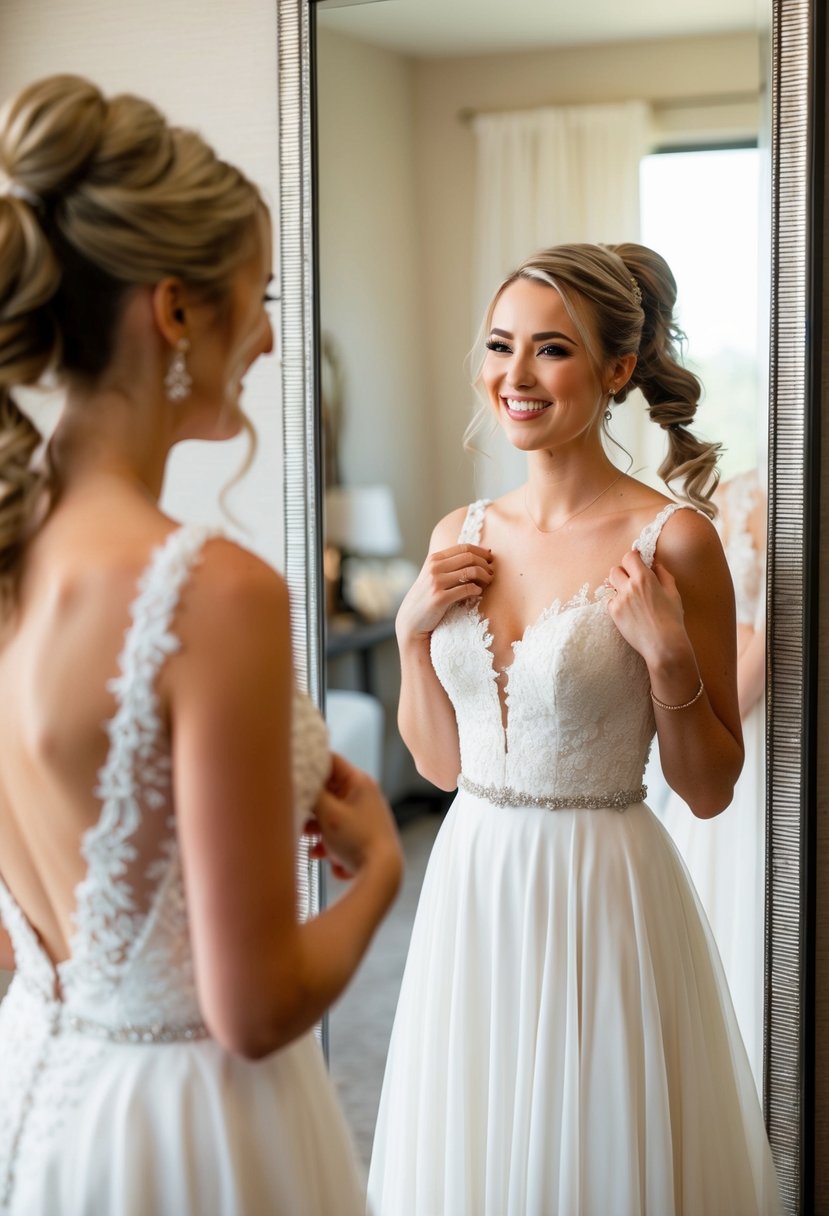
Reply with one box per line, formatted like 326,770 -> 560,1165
64,1012 -> 209,1044
458,775 -> 647,812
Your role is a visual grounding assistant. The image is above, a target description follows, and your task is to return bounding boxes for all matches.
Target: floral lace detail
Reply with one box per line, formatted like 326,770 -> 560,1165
457,498 -> 490,545
0,526 -> 335,1211
0,883 -> 54,1003
430,501 -> 694,803
632,501 -> 697,567
58,525 -> 214,1025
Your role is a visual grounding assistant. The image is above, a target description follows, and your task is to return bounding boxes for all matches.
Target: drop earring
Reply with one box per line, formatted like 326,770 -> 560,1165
165,338 -> 192,402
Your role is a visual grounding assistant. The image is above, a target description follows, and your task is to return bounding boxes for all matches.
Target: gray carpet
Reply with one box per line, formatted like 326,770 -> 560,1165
328,812 -> 441,1169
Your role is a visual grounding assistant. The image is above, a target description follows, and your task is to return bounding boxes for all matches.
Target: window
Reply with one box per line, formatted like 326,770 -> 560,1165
639,147 -> 762,481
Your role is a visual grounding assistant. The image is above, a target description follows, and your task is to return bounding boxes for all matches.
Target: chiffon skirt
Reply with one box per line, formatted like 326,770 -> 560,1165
0,988 -> 364,1216
658,696 -> 766,1094
367,788 -> 779,1216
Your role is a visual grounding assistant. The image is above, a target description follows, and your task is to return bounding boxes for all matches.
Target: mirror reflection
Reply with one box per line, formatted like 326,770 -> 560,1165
317,0 -> 770,1180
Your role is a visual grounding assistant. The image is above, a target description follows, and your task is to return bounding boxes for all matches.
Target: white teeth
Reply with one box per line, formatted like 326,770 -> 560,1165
505,398 -> 551,412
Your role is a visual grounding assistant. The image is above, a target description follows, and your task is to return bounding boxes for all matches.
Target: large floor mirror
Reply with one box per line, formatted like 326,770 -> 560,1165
277,0 -> 819,1210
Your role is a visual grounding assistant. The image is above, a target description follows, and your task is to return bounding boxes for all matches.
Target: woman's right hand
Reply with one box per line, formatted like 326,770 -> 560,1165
307,753 -> 403,887
395,543 -> 494,640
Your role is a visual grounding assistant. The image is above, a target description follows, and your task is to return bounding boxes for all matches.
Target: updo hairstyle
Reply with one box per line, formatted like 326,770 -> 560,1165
0,73 -> 265,599
474,241 -> 720,517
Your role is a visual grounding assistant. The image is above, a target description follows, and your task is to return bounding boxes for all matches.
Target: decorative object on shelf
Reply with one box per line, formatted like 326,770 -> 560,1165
325,484 -> 416,621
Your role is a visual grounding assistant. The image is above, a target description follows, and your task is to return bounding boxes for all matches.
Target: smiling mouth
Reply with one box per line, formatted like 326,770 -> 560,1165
502,396 -> 553,416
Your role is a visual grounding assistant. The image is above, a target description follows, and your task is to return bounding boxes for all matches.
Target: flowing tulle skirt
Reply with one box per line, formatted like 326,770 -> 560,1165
0,985 -> 364,1216
367,788 -> 779,1216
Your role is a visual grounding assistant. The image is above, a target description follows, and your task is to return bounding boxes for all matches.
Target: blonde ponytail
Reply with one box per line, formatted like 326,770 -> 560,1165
609,242 -> 720,518
0,73 -> 264,598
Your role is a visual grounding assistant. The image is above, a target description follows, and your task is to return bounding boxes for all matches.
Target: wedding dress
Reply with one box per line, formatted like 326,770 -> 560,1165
367,499 -> 779,1216
0,526 -> 364,1216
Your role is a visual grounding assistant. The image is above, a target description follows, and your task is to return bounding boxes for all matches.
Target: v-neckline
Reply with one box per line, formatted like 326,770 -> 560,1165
457,498 -> 686,740
466,584 -> 611,737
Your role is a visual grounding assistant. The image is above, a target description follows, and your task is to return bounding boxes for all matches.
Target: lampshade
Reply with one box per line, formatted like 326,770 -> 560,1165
325,484 -> 402,556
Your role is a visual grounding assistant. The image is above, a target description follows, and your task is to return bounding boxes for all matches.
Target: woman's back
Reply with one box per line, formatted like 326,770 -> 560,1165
0,488 -> 181,968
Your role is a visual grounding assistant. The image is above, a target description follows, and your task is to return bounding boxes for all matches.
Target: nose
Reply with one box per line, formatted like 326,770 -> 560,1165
507,346 -> 536,389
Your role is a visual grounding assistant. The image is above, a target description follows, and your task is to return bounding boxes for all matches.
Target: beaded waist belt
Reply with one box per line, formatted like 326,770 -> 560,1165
64,1012 -> 209,1044
458,774 -> 647,812
14,974 -> 209,1043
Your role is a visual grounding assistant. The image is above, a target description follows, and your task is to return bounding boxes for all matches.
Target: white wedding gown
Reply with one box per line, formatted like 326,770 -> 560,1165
367,499 -> 779,1216
0,526 -> 364,1216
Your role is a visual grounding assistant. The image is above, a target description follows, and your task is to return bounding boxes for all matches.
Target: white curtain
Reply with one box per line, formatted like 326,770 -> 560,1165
470,101 -> 657,500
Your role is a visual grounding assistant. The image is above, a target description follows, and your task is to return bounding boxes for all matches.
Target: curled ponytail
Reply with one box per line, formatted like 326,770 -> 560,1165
0,192 -> 61,599
0,73 -> 265,602
609,242 -> 720,518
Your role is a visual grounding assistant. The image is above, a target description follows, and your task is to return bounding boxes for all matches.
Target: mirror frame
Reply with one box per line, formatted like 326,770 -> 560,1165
275,1 -> 821,1208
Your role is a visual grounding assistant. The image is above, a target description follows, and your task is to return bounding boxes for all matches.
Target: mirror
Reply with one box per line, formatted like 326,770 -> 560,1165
276,0 -> 817,1210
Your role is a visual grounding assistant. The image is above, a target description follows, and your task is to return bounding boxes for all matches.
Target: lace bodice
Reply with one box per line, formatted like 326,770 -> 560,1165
431,500 -> 694,802
719,472 -> 765,628
0,526 -> 329,1034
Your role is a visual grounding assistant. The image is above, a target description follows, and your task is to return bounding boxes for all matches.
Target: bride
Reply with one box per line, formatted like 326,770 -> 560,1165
368,242 -> 780,1214
0,74 -> 402,1214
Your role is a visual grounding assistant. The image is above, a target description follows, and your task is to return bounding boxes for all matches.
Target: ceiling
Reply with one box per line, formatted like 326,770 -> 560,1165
315,0 -> 761,57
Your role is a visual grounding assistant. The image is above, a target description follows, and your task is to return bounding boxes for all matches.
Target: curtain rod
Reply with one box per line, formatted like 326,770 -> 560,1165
457,90 -> 760,125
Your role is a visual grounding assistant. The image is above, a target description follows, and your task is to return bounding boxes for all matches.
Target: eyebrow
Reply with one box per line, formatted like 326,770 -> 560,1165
490,328 -> 577,344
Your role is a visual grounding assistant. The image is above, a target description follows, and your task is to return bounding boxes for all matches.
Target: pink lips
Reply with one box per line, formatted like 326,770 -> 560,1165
501,396 -> 553,420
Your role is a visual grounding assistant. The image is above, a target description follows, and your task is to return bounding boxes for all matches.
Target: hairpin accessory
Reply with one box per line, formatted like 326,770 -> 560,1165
629,276 -> 642,306
650,679 -> 704,711
0,170 -> 41,208
164,338 -> 192,402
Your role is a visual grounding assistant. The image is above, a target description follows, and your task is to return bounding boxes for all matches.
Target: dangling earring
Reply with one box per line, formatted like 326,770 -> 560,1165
165,338 -> 192,402
604,409 -> 613,423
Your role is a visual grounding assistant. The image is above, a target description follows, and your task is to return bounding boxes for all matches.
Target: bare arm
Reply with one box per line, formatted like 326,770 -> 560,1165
167,542 -> 402,1059
607,511 -> 743,819
396,510 -> 494,790
0,922 -> 13,972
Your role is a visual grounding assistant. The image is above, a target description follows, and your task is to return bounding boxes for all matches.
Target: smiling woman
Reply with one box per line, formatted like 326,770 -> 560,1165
365,240 -> 778,1214
294,0 -> 823,1210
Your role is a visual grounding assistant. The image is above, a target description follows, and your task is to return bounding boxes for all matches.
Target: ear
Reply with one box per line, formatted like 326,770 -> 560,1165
605,353 -> 637,395
150,277 -> 189,348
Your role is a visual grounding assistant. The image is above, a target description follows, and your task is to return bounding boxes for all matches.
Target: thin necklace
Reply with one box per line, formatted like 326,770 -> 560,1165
523,471 -> 624,535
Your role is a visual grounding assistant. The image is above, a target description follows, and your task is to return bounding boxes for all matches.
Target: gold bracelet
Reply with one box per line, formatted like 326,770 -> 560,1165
650,679 -> 704,711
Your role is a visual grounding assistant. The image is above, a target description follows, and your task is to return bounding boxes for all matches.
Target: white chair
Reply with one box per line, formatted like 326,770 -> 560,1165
326,689 -> 384,783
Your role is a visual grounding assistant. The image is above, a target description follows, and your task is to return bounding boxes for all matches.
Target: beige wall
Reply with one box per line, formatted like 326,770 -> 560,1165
317,28 -> 433,562
0,0 -> 283,567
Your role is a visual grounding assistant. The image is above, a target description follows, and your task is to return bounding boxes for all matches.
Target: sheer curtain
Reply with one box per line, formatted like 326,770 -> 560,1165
470,101 -> 657,499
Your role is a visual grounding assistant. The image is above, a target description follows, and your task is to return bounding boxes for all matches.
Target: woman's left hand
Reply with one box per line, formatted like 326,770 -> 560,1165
605,550 -> 691,667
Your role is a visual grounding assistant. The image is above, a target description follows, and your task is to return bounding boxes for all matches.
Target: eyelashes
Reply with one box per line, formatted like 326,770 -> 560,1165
485,339 -> 570,358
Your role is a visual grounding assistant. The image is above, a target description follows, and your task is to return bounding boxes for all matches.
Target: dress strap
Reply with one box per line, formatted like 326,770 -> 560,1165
68,524 -> 216,984
458,499 -> 490,545
631,502 -> 698,569
93,523 -> 216,819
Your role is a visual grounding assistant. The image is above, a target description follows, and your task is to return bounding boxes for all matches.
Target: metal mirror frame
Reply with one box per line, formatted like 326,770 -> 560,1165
275,0 -> 820,1208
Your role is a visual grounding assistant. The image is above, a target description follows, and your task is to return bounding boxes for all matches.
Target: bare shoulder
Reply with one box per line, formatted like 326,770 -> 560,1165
429,504 -> 476,552
654,506 -> 727,580
174,537 -> 290,654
